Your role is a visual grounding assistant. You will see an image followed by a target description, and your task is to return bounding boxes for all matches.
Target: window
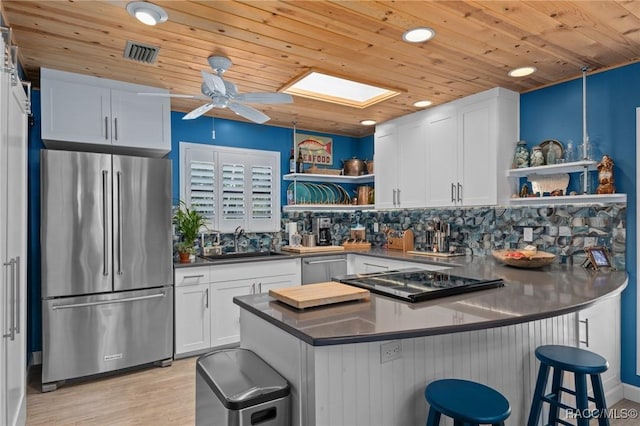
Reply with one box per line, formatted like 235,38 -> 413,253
180,142 -> 280,232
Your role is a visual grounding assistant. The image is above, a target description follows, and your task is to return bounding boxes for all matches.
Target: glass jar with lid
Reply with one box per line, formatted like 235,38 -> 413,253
513,140 -> 529,168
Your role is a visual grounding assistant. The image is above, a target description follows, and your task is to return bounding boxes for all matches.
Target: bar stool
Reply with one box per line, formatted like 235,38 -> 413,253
528,345 -> 609,426
425,378 -> 511,426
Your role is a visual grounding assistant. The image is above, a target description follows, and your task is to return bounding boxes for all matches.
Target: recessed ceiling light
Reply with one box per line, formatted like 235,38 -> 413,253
508,66 -> 537,77
126,2 -> 168,26
282,71 -> 402,108
402,27 -> 436,43
360,119 -> 376,126
413,100 -> 433,108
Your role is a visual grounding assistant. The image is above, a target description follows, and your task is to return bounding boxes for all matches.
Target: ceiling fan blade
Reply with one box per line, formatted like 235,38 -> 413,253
228,101 -> 270,124
183,103 -> 215,120
138,92 -> 210,100
234,92 -> 293,104
201,70 -> 226,95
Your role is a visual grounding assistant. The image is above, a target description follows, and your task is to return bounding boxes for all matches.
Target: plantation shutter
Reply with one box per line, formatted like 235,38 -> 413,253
251,164 -> 273,220
221,161 -> 245,221
185,148 -> 216,228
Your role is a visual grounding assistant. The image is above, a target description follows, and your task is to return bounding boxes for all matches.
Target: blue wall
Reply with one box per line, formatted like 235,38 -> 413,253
520,62 -> 639,386
25,90 -> 371,353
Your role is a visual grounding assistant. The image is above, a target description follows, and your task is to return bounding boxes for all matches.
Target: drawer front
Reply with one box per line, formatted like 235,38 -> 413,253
175,266 -> 210,287
211,258 -> 301,283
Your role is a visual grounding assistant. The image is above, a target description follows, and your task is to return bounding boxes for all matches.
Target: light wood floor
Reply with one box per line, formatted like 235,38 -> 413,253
26,358 -> 640,425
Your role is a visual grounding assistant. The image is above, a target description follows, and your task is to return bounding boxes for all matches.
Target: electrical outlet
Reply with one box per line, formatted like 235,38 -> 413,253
523,227 -> 533,242
373,222 -> 379,232
380,341 -> 402,363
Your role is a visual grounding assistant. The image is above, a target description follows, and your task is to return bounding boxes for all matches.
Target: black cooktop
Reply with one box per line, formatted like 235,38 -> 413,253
338,268 -> 503,303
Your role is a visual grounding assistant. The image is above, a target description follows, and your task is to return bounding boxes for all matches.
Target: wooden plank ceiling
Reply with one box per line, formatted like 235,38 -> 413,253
3,1 -> 640,137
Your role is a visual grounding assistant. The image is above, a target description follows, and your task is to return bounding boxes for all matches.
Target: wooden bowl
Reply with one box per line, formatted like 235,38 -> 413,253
492,249 -> 556,268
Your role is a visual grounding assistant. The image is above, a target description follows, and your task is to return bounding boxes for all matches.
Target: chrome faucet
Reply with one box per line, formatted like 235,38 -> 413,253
234,226 -> 245,252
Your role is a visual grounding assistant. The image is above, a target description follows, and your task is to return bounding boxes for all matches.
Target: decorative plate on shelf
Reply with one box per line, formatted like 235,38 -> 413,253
492,249 -> 556,268
539,139 -> 564,165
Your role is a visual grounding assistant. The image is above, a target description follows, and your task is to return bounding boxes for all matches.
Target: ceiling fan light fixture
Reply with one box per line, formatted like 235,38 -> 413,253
402,27 -> 436,43
360,119 -> 376,126
508,66 -> 537,77
413,100 -> 433,108
126,2 -> 168,26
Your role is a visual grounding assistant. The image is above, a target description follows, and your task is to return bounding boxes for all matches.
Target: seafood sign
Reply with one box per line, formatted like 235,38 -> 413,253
295,134 -> 333,165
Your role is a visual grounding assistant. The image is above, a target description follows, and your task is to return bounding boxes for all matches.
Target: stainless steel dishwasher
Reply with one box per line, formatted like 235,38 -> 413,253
301,255 -> 348,284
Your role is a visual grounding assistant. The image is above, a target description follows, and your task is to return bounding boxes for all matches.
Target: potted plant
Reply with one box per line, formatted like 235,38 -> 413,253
173,201 -> 206,263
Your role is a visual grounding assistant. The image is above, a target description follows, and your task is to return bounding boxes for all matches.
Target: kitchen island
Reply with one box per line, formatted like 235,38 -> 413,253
234,257 -> 627,426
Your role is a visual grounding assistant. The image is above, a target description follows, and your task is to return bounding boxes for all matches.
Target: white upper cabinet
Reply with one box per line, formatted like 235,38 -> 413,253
40,68 -> 171,157
375,87 -> 519,209
374,117 -> 428,208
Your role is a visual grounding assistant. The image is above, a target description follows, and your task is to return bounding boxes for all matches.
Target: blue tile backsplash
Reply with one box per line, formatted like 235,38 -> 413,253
184,203 -> 626,270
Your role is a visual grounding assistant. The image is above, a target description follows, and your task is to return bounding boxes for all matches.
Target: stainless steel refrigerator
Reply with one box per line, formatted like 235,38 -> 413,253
40,149 -> 173,391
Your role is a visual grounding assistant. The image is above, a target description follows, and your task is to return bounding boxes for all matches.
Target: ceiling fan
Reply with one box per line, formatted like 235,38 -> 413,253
143,55 -> 293,124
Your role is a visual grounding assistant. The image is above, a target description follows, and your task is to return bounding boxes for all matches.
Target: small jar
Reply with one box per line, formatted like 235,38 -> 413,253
530,145 -> 545,167
513,140 -> 529,168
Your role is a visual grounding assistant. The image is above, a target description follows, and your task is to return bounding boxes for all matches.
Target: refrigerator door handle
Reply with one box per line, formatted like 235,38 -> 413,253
102,170 -> 109,276
51,292 -> 166,310
3,259 -> 16,340
116,171 -> 123,276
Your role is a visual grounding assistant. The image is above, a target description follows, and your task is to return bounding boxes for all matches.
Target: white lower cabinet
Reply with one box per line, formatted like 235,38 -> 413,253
174,258 -> 301,357
175,283 -> 211,354
577,294 -> 621,403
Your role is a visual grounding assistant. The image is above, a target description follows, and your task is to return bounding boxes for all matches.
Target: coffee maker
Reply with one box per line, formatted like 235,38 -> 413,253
312,217 -> 332,246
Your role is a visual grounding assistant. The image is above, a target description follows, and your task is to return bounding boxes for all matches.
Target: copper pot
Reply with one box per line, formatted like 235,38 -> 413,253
342,157 -> 367,176
356,186 -> 373,205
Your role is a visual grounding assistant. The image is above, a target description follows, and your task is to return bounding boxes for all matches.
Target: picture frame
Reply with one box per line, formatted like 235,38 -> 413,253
582,246 -> 613,270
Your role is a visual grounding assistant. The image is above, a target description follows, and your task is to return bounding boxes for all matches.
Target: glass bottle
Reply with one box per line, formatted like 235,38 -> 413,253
289,149 -> 295,173
296,148 -> 304,173
513,140 -> 529,168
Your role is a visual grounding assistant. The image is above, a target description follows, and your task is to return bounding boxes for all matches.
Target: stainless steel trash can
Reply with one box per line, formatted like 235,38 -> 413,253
196,348 -> 290,426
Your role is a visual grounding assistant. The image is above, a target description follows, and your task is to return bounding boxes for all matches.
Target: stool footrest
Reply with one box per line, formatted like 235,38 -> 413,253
541,395 -> 575,412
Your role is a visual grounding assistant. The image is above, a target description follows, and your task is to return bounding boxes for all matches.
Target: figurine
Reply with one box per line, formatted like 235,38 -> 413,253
596,155 -> 616,194
530,146 -> 545,166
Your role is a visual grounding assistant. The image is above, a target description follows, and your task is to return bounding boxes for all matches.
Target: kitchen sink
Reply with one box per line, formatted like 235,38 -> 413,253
199,251 -> 287,261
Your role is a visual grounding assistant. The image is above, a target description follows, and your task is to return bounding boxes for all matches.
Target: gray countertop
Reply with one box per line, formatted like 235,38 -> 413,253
233,255 -> 628,346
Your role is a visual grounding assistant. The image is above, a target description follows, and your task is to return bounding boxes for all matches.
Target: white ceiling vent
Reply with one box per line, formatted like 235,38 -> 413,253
123,40 -> 160,64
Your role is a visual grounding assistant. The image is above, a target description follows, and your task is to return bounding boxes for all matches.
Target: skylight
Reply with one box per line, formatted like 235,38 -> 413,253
282,71 -> 401,108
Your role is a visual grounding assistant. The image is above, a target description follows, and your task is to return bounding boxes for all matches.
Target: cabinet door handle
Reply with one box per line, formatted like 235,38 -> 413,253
3,259 -> 16,340
397,188 -> 401,206
457,182 -> 462,203
252,283 -> 256,294
363,262 -> 389,270
304,259 -> 346,265
183,274 -> 205,279
579,318 -> 590,347
14,256 -> 19,335
204,288 -> 209,309
451,183 -> 456,203
114,117 -> 118,141
258,282 -> 262,293
392,189 -> 397,206
105,116 -> 109,140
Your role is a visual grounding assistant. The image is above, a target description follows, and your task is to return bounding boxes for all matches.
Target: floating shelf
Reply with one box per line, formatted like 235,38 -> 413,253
283,173 -> 374,184
508,193 -> 626,206
283,204 -> 375,212
506,160 -> 597,178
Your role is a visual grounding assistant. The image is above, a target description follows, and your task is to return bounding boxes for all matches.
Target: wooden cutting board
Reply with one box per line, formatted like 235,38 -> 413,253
281,245 -> 345,253
269,281 -> 369,309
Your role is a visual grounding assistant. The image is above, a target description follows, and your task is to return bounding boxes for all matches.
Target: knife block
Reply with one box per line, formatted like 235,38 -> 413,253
387,229 -> 414,251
